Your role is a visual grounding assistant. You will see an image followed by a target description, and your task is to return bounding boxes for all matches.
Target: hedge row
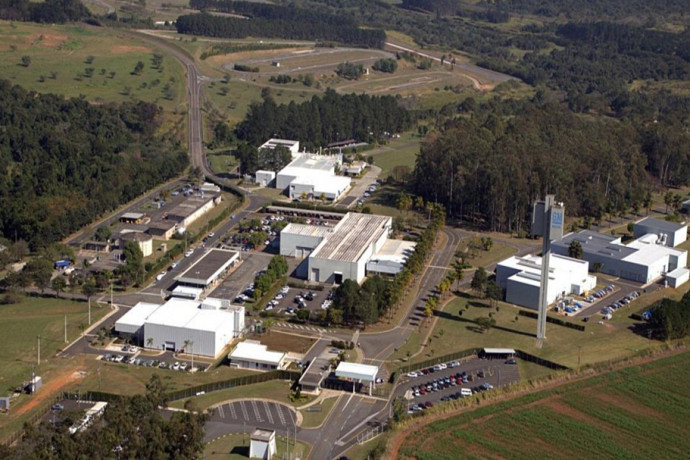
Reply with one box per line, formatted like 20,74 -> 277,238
518,310 -> 586,331
267,200 -> 347,214
287,280 -> 325,291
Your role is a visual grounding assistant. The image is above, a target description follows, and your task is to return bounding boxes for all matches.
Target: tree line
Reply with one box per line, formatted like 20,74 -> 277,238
0,0 -> 90,23
650,290 -> 690,341
234,88 -> 413,148
0,80 -> 188,250
176,10 -> 385,49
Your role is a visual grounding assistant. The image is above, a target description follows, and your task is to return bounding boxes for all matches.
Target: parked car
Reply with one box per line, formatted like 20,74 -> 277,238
172,362 -> 180,371
52,403 -> 64,411
506,358 -> 517,365
407,371 -> 419,378
185,249 -> 194,257
180,362 -> 188,371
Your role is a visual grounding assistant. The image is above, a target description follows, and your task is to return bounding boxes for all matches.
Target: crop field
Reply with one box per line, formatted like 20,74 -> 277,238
0,22 -> 186,114
398,350 -> 690,459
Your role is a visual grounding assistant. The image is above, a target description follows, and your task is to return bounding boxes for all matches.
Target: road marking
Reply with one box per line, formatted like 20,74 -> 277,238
217,404 -> 225,418
276,404 -> 286,426
252,400 -> 262,422
229,403 -> 237,419
263,401 -> 274,424
240,401 -> 249,420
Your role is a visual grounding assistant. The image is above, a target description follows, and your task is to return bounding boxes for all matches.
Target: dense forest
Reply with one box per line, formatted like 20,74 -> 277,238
177,1 -> 385,48
234,88 -> 413,148
0,376 -> 206,459
413,99 -> 652,232
0,81 -> 187,249
0,0 -> 91,23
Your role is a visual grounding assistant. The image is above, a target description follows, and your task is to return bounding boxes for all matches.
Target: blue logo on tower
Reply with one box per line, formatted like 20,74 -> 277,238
551,211 -> 563,228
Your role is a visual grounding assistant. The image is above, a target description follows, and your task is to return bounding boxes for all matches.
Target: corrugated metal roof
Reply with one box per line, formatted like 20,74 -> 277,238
310,213 -> 390,262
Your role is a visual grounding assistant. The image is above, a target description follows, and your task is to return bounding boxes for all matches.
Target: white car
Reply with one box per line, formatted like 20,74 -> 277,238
208,232 -> 215,237
172,362 -> 180,371
180,362 -> 188,371
407,371 -> 419,378
156,272 -> 166,281
439,363 -> 448,370
185,249 -> 194,257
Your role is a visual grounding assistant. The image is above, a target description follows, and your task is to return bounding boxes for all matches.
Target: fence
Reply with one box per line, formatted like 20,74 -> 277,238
166,369 -> 301,401
515,350 -> 570,371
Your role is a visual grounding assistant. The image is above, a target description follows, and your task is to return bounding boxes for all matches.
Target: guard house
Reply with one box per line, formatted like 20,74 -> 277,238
249,428 -> 277,459
335,362 -> 379,396
120,212 -> 146,224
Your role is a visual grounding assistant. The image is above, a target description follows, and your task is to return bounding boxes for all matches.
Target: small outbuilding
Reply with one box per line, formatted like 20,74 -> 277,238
634,217 -> 687,248
666,267 -> 690,288
249,428 -> 276,459
228,341 -> 287,370
119,231 -> 153,257
255,170 -> 276,187
120,212 -> 146,224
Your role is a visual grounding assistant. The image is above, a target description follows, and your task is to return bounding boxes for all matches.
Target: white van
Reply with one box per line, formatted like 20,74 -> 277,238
461,388 -> 473,397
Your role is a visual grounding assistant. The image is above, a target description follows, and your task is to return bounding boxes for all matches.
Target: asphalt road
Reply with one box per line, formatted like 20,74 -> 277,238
205,400 -> 298,443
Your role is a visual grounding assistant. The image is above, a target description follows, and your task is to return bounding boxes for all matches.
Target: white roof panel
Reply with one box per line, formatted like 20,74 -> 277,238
115,302 -> 162,330
335,362 -> 378,382
483,348 -> 516,354
229,341 -> 285,365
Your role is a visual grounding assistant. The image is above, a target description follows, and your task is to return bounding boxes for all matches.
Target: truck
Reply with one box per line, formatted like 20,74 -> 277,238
54,259 -> 71,270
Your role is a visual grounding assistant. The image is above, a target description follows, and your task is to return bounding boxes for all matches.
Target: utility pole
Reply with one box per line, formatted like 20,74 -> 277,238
37,335 -> 40,366
578,345 -> 582,370
110,282 -> 113,306
88,296 -> 91,325
64,315 -> 68,343
531,195 -> 565,341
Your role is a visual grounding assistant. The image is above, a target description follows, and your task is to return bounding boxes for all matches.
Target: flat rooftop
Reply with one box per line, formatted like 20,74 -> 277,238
281,223 -> 332,238
372,239 -> 416,262
281,153 -> 339,173
335,361 -> 378,382
553,230 -> 636,260
178,249 -> 239,285
145,297 -> 236,332
121,212 -> 145,220
260,138 -> 299,150
636,217 -> 686,233
167,195 -> 217,219
250,428 -> 275,441
229,341 -> 285,365
311,213 -> 390,263
116,302 -> 162,329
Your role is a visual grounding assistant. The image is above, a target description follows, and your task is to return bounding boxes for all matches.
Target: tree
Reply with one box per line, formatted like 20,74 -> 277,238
21,55 -> 31,67
146,337 -> 154,348
643,190 -> 653,216
24,257 -> 52,293
476,316 -> 496,333
664,191 -> 674,214
145,374 -> 168,408
82,280 -> 98,300
390,165 -> 411,184
397,193 -> 412,217
95,225 -> 112,242
471,267 -> 488,296
568,240 -> 583,259
485,280 -> 502,307
391,397 -> 408,424
452,259 -> 467,289
51,276 -> 67,298
133,60 -> 145,75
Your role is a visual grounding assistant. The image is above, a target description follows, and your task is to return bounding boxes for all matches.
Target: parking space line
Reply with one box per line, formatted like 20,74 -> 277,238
252,400 -> 262,422
217,404 -> 225,418
229,403 -> 237,419
276,404 -> 286,426
240,401 -> 249,420
263,401 -> 274,425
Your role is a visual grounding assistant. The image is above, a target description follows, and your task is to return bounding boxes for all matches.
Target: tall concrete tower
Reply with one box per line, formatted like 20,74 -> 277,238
531,195 -> 565,340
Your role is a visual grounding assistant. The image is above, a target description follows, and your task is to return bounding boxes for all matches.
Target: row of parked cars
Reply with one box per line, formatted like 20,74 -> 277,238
585,284 -> 616,303
357,182 -> 380,206
406,360 -> 461,378
602,290 -> 640,317
102,354 -> 191,371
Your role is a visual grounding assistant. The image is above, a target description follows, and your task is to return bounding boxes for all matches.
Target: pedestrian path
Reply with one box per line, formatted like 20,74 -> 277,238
275,322 -> 331,334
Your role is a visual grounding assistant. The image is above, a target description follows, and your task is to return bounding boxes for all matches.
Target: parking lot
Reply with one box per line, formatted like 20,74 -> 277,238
208,400 -> 297,431
398,357 -> 521,411
98,351 -> 207,373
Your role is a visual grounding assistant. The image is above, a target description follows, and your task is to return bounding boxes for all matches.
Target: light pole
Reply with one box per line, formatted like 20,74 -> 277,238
37,335 -> 40,366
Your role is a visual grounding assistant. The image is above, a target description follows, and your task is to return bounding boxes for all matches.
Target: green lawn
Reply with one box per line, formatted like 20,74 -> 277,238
399,350 -> 690,459
409,296 -> 653,370
0,295 -> 110,392
0,22 -> 186,112
207,149 -> 238,176
298,396 -> 339,428
204,433 -> 311,459
369,131 -> 421,176
168,379 -> 313,410
463,241 -> 518,268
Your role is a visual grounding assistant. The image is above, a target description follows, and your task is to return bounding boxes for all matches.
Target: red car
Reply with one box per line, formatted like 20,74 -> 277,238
424,401 -> 433,409
420,387 -> 426,395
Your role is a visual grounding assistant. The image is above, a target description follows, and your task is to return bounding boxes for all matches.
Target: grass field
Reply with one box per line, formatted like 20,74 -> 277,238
462,241 -> 518,269
369,131 -> 421,176
406,295 -> 653,370
253,330 -> 316,354
0,22 -> 186,114
298,396 -> 339,428
204,433 -> 311,459
168,379 -> 314,410
207,149 -> 238,176
0,296 -> 110,393
398,350 -> 690,459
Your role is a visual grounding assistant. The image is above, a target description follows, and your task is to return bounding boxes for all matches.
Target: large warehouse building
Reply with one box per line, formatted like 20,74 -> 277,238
552,229 -> 687,284
280,212 -> 414,283
115,297 -> 245,358
275,153 -> 351,202
496,254 -> 597,310
176,249 -> 240,291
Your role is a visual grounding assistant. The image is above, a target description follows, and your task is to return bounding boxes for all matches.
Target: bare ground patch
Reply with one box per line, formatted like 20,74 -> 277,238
111,45 -> 152,54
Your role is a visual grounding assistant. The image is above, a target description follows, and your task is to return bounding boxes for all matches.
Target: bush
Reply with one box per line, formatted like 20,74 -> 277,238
372,58 -> 397,73
234,63 -> 259,72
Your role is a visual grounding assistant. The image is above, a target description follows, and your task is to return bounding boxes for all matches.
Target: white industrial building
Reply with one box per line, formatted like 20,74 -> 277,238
280,212 -> 411,284
552,229 -> 687,284
228,341 -> 286,370
633,217 -> 687,248
115,298 -> 245,358
165,194 -> 221,228
496,254 -> 596,310
275,152 -> 351,202
259,138 -> 300,158
176,249 -> 240,290
255,170 -> 275,187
